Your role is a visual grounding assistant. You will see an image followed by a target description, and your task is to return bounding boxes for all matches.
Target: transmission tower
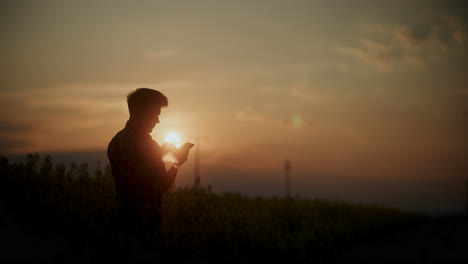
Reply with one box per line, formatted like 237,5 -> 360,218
194,137 -> 200,186
285,159 -> 291,198
466,180 -> 468,217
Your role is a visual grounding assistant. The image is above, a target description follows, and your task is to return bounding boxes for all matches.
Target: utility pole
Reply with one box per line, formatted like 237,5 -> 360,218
194,136 -> 200,187
285,159 -> 291,198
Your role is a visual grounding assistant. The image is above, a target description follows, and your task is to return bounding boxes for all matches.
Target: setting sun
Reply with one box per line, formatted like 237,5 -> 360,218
164,132 -> 181,148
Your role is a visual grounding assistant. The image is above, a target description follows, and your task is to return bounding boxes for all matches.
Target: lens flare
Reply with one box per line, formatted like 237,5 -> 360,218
292,115 -> 303,128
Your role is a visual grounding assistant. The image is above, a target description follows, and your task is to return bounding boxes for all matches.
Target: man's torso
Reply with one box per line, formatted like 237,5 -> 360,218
107,121 -> 165,208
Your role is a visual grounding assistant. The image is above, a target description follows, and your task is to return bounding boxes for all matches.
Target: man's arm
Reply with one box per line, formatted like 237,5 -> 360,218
141,138 -> 191,193
159,146 -> 190,192
160,164 -> 178,193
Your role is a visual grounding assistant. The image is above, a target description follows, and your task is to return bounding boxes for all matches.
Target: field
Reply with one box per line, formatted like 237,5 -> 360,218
0,153 -> 429,262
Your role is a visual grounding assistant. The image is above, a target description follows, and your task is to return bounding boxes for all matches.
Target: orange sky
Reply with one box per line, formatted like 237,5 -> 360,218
1,0 -> 467,214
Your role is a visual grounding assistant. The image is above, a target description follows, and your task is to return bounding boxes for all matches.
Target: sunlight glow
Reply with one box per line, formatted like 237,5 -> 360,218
164,132 -> 181,148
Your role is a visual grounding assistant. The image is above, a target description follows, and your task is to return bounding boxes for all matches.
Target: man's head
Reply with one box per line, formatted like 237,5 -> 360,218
127,88 -> 168,132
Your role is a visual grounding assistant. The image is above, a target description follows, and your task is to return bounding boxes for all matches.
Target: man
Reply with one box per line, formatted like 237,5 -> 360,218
107,88 -> 190,259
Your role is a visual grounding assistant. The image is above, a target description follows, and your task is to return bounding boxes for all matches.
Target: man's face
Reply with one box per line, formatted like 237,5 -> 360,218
132,105 -> 162,133
147,107 -> 161,132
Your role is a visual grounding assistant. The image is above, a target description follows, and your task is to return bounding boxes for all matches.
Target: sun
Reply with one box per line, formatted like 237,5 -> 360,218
164,132 -> 181,148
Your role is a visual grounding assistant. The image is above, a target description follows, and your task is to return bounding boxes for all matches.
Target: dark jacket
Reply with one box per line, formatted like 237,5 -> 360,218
107,120 -> 170,210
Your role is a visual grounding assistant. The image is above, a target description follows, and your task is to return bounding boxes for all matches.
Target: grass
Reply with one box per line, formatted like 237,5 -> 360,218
0,154 -> 429,262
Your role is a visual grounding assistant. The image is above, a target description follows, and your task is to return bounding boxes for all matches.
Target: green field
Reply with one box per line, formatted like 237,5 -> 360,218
0,153 -> 429,262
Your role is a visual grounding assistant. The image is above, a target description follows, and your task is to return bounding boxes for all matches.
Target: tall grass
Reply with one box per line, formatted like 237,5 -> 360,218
0,153 -> 428,262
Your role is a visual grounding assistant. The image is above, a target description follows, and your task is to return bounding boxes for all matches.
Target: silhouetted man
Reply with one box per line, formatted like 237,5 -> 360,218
107,88 -> 190,260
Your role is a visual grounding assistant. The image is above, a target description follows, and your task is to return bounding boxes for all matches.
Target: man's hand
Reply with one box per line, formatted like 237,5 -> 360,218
173,143 -> 194,166
173,147 -> 190,166
161,142 -> 178,155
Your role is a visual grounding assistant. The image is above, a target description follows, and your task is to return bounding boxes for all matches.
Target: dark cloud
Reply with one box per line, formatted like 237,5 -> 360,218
337,45 -> 398,72
395,27 -> 434,51
441,15 -> 468,45
340,14 -> 467,71
0,121 -> 35,134
0,136 -> 32,154
0,120 -> 36,154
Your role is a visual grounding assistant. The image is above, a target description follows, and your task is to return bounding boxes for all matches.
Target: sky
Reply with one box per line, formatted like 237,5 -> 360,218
1,0 -> 467,215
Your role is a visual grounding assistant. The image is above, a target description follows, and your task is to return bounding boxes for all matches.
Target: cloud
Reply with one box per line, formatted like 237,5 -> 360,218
0,136 -> 33,154
242,61 -> 351,83
336,45 -> 396,72
144,49 -> 179,59
395,26 -> 435,51
442,15 -> 468,45
0,120 -> 36,154
0,83 -> 136,152
2,83 -> 136,115
235,107 -> 266,123
359,39 -> 392,53
362,24 -> 389,34
402,55 -> 425,66
235,105 -> 314,129
290,85 -> 329,104
0,121 -> 34,134
236,82 -> 335,129
336,34 -> 427,72
235,106 -> 292,126
339,14 -> 467,72
0,81 -> 210,153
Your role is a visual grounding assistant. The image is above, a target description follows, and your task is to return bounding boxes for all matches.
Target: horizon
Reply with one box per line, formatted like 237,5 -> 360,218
1,0 -> 467,217
3,150 -> 466,217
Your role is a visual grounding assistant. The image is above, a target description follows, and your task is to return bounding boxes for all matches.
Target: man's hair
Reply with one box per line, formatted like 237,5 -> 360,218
127,88 -> 168,117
